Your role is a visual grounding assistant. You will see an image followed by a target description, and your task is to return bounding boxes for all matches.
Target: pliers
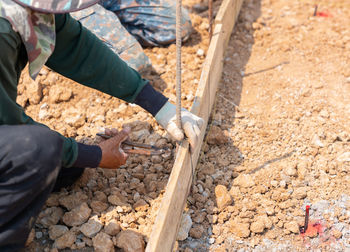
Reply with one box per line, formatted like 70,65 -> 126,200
96,133 -> 169,156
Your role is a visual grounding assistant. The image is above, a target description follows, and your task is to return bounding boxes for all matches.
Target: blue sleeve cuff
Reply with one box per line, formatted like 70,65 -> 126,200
73,143 -> 102,168
134,83 -> 168,116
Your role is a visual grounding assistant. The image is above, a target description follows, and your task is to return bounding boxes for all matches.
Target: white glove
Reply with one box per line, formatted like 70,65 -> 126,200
155,101 -> 204,148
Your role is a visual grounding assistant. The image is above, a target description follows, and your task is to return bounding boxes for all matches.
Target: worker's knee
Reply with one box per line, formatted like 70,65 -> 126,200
0,125 -> 63,251
99,0 -> 193,46
21,126 -> 62,167
71,4 -> 151,72
0,125 -> 63,179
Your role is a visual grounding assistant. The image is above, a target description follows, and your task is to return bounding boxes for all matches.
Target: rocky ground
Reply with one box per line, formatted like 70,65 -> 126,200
22,0 -> 350,251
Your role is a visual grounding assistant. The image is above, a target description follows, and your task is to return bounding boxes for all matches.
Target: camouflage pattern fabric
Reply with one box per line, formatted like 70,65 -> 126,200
72,0 -> 192,72
13,0 -> 99,14
71,4 -> 151,73
0,0 -> 56,80
99,0 -> 192,47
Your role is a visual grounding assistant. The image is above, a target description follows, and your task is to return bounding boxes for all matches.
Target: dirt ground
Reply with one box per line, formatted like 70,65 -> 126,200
22,0 -> 350,251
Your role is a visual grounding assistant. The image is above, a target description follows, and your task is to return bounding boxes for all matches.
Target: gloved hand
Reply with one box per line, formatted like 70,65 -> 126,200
155,101 -> 204,148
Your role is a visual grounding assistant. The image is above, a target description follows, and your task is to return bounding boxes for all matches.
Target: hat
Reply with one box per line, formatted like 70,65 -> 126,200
12,0 -> 99,13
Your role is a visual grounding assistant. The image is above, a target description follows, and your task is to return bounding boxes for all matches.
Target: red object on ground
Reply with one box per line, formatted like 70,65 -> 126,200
313,5 -> 332,18
304,221 -> 324,237
316,11 -> 332,17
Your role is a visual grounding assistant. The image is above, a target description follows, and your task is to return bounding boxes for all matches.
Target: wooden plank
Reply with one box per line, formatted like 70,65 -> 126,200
216,0 -> 243,25
145,0 -> 243,251
215,0 -> 244,48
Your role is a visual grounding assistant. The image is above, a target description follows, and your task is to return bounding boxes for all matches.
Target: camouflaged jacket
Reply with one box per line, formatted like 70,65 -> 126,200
0,0 -> 98,79
0,0 -> 56,79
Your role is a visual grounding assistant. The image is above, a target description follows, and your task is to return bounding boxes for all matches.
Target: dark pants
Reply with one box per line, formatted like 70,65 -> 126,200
0,125 -> 84,251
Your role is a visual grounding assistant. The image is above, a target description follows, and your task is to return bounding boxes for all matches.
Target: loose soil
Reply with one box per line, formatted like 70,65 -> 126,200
21,0 -> 350,251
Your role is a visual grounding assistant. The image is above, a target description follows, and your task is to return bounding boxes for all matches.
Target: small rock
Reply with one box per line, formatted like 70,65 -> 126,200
201,163 -> 215,175
49,85 -> 73,103
312,134 -> 324,148
332,229 -> 342,239
250,220 -> 265,233
207,126 -> 228,145
63,108 -> 86,128
293,187 -> 308,200
265,207 -> 275,216
108,193 -> 128,206
63,202 -> 91,226
46,194 -> 60,207
229,186 -> 241,198
130,129 -> 150,142
270,180 -> 278,187
177,214 -> 193,241
133,199 -> 149,211
35,231 -> 43,239
297,161 -> 308,179
279,180 -> 287,188
82,237 -> 93,247
233,174 -> 255,188
90,200 -> 108,213
123,120 -> 150,132
285,221 -> 299,234
189,225 -> 204,239
59,192 -> 88,210
76,241 -> 86,249
197,49 -> 205,57
104,219 -> 121,236
49,225 -> 69,240
26,77 -> 43,105
229,220 -> 250,238
259,215 -> 272,229
39,207 -> 64,228
116,230 -> 145,252
25,229 -> 35,246
80,216 -> 103,238
215,185 -> 232,210
92,232 -> 114,252
285,166 -> 297,177
53,231 -> 76,249
38,105 -> 50,120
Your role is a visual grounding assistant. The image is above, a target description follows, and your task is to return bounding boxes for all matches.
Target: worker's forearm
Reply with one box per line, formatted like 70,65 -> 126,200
46,13 -> 147,103
47,14 -> 169,116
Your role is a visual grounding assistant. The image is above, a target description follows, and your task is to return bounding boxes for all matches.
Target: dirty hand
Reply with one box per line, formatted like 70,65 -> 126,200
155,101 -> 204,148
98,127 -> 130,169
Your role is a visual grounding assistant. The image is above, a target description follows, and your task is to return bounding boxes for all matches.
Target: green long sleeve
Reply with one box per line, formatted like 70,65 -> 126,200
46,14 -> 148,102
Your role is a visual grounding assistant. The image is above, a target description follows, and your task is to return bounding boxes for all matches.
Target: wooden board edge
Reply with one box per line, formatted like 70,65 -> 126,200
215,0 -> 244,25
215,0 -> 244,48
145,1 -> 243,251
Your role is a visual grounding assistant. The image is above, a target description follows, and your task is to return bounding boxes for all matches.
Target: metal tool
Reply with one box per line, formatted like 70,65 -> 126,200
300,205 -> 310,233
97,133 -> 169,156
304,205 -> 310,231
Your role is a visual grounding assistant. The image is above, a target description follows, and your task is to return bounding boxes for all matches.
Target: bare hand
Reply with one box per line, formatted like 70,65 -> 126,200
98,127 -> 130,169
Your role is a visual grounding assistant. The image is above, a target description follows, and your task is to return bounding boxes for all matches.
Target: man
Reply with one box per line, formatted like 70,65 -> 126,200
0,0 -> 203,250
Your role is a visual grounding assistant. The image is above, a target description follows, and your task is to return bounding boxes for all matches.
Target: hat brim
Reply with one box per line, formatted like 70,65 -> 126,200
13,0 -> 99,14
